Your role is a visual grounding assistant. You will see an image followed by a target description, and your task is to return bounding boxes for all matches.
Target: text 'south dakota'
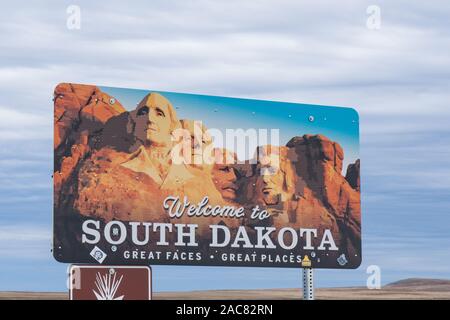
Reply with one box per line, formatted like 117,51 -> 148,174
82,220 -> 338,251
82,195 -> 338,252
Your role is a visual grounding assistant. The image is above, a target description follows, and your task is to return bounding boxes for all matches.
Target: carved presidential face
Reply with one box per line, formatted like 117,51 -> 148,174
213,164 -> 239,201
257,165 -> 284,205
212,149 -> 239,201
180,120 -> 213,169
253,149 -> 285,205
133,93 -> 178,147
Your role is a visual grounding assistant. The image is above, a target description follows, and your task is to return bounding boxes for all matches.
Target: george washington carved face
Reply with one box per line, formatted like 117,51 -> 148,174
131,93 -> 180,147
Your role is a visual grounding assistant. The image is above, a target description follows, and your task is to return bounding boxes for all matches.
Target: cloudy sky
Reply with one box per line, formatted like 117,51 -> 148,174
1,0 -> 450,292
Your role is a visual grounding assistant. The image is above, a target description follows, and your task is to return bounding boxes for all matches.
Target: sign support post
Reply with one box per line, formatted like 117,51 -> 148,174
302,268 -> 314,300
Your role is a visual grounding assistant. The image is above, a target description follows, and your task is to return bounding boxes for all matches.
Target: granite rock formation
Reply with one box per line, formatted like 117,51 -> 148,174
346,159 -> 360,191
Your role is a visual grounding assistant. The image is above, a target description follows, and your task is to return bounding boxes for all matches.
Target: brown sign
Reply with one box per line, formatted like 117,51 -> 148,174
69,265 -> 152,300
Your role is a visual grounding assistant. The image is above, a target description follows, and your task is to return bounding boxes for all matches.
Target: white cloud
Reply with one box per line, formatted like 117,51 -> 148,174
0,106 -> 51,141
0,225 -> 50,242
0,225 -> 51,259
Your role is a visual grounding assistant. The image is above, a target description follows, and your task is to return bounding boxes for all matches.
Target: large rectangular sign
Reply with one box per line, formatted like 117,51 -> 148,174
53,83 -> 361,269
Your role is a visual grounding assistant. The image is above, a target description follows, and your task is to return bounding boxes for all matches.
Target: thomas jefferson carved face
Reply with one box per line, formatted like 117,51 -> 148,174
180,120 -> 213,169
132,93 -> 179,147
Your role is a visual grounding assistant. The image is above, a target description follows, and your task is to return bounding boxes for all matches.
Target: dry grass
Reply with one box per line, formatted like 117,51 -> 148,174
1,278 -> 449,300
0,288 -> 448,300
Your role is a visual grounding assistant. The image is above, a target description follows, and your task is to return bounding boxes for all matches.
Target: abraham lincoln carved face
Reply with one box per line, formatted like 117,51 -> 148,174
256,155 -> 284,205
131,93 -> 180,147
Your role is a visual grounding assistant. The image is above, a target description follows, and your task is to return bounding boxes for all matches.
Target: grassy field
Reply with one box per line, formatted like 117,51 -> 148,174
1,278 -> 449,300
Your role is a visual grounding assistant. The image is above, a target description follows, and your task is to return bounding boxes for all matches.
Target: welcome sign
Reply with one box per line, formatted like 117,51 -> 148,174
53,83 -> 361,269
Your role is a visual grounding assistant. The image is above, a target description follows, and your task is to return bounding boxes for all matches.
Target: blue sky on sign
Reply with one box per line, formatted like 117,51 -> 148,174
99,85 -> 360,169
1,1 -> 450,292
